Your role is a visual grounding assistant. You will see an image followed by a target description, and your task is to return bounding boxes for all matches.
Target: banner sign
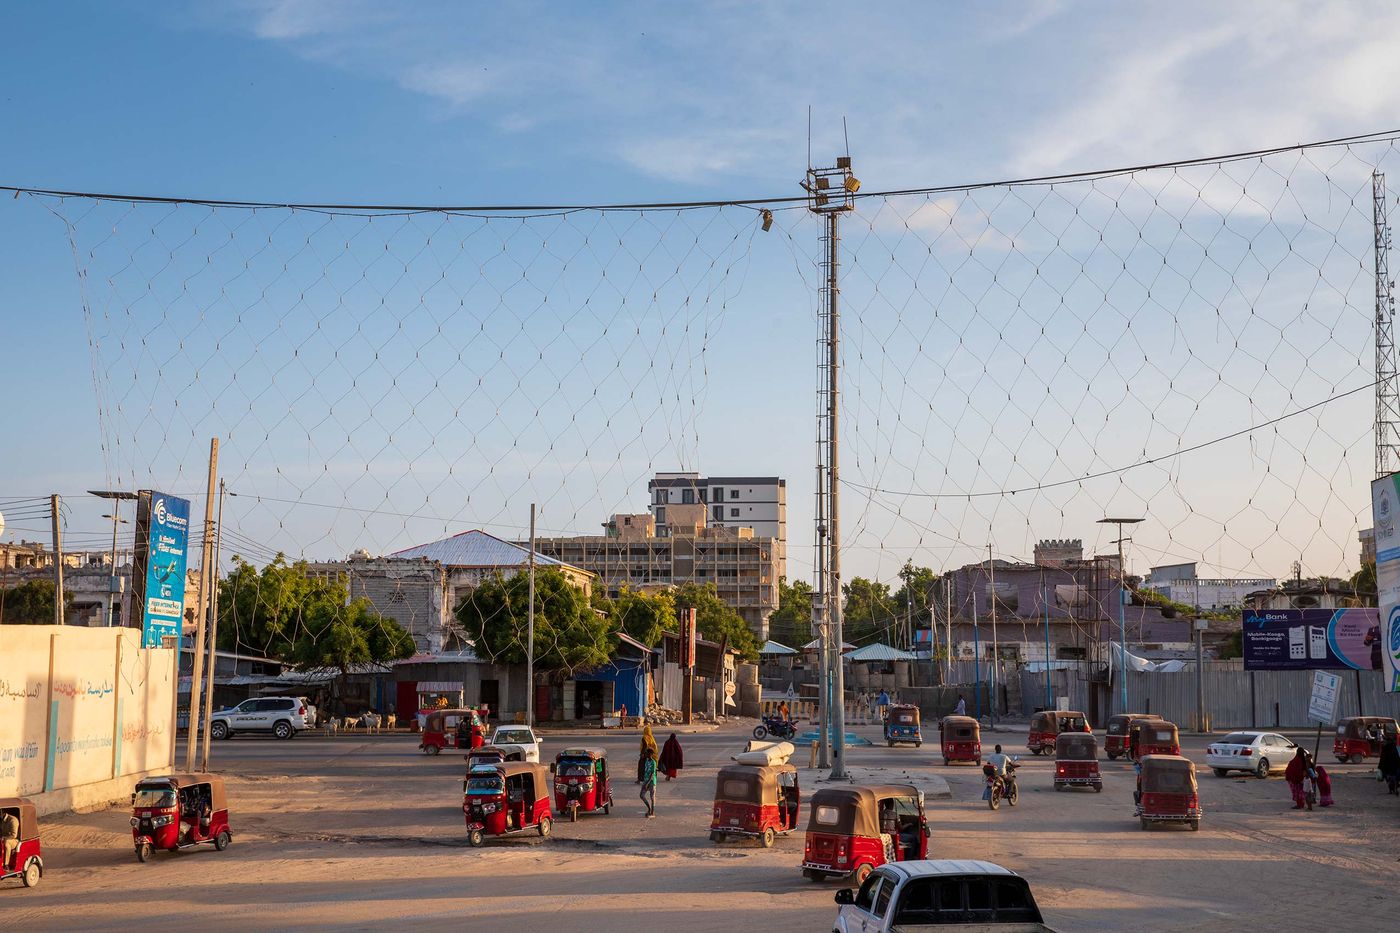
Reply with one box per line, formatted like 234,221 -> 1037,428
132,490 -> 191,649
1240,607 -> 1380,671
1307,671 -> 1341,723
1373,473 -> 1400,692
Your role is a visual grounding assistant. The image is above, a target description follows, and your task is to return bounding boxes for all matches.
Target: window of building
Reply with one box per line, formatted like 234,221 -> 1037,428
655,489 -> 666,504
712,487 -> 724,501
730,508 -> 739,518
729,490 -> 739,499
655,508 -> 666,526
682,488 -> 695,504
713,505 -> 723,521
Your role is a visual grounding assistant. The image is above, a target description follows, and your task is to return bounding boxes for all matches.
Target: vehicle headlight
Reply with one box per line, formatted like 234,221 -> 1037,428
555,783 -> 567,792
130,817 -> 139,827
153,814 -> 174,827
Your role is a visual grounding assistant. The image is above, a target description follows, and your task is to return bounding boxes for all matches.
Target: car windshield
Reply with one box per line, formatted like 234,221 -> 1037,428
134,787 -> 176,808
1220,733 -> 1257,746
495,730 -> 531,744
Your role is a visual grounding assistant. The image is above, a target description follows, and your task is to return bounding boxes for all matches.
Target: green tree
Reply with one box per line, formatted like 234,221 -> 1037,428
594,586 -> 675,648
841,577 -> 896,644
767,577 -> 813,647
216,556 -> 416,670
456,567 -> 614,672
671,582 -> 760,661
892,563 -> 939,629
0,578 -> 75,624
1348,560 -> 1377,607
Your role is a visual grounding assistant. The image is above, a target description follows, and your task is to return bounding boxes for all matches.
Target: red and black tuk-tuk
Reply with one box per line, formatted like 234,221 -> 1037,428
464,760 -> 553,846
802,784 -> 929,884
0,797 -> 42,888
1333,716 -> 1399,763
1053,732 -> 1102,792
939,715 -> 981,765
467,745 -> 507,767
884,704 -> 923,747
709,763 -> 800,847
420,708 -> 484,755
130,773 -> 232,861
1027,710 -> 1090,755
1135,720 -> 1181,760
1136,754 -> 1201,831
553,747 -> 612,822
1104,713 -> 1158,760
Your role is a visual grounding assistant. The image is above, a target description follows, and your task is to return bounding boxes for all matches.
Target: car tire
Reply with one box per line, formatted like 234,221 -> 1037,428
273,720 -> 293,740
1213,767 -> 1229,777
214,830 -> 231,851
761,827 -> 776,848
210,721 -> 228,741
21,858 -> 41,888
1255,758 -> 1269,779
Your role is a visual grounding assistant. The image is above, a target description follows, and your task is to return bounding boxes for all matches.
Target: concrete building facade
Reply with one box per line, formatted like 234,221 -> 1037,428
647,472 -> 786,575
1145,562 -> 1276,611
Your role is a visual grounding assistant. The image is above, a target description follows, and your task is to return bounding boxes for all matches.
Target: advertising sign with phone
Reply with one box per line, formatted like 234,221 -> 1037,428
1240,607 -> 1381,671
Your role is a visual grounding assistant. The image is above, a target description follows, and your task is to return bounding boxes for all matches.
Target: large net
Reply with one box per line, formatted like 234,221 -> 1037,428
5,131 -> 1400,666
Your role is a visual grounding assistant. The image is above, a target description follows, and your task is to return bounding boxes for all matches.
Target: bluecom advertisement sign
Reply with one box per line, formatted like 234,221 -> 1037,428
1240,607 -> 1382,672
133,490 -> 191,648
1373,473 -> 1400,692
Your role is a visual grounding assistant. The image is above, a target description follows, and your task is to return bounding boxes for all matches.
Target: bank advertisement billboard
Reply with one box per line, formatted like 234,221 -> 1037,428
1240,607 -> 1381,671
1372,473 -> 1400,692
132,490 -> 191,649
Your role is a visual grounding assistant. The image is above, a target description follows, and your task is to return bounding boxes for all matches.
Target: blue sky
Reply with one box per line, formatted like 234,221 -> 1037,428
4,1 -> 1400,586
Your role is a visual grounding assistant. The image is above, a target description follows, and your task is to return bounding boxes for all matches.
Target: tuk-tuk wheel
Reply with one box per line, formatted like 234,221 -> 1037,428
1139,817 -> 1150,831
468,829 -> 484,847
1093,784 -> 1102,792
538,816 -> 552,838
214,830 -> 231,851
135,842 -> 152,863
1190,820 -> 1200,832
886,739 -> 893,747
569,806 -> 578,823
761,827 -> 776,848
942,758 -> 949,766
1336,754 -> 1350,764
804,869 -> 822,883
1031,748 -> 1042,756
1054,783 -> 1064,791
914,741 -> 921,748
1107,751 -> 1119,760
427,745 -> 441,756
709,831 -> 722,843
854,863 -> 872,884
21,859 -> 40,888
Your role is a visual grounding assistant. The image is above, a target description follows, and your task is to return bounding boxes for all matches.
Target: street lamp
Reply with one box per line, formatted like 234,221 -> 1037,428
89,490 -> 137,627
1098,517 -> 1143,716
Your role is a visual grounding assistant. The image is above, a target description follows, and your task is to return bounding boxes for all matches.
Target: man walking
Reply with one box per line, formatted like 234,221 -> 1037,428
639,748 -> 658,818
954,694 -> 967,717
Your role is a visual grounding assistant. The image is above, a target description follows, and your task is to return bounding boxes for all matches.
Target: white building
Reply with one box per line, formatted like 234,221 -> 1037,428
1145,562 -> 1276,611
647,472 -> 786,574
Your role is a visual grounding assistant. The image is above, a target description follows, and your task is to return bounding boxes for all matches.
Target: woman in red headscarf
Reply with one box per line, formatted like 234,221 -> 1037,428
659,732 -> 684,781
1284,747 -> 1311,810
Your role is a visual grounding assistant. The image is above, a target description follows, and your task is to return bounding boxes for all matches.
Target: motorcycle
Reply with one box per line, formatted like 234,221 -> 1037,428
983,760 -> 1019,810
752,716 -> 798,741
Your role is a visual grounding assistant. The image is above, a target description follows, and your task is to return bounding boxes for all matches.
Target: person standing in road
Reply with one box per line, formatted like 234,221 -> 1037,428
1379,738 -> 1400,795
639,748 -> 658,817
659,732 -> 684,781
1285,747 -> 1311,810
877,689 -> 890,721
954,694 -> 967,717
638,723 -> 659,783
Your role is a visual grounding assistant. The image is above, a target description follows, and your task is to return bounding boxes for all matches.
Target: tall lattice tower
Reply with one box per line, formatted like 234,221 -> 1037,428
1375,171 -> 1400,479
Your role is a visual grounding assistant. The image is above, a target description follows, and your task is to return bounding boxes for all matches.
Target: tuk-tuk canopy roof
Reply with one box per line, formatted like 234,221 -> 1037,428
1140,754 -> 1198,793
715,763 -> 797,806
1142,721 -> 1180,742
468,745 -> 506,759
136,773 -> 228,811
1338,716 -> 1398,738
941,715 -> 980,738
424,708 -> 479,728
888,704 -> 920,724
556,747 -> 607,761
1106,713 -> 1159,733
0,796 -> 38,839
1031,710 -> 1087,730
1055,732 -> 1098,758
806,784 -> 920,838
498,760 -> 552,795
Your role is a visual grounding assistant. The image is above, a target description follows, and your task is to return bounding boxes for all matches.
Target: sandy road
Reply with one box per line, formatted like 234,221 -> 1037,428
7,724 -> 1399,931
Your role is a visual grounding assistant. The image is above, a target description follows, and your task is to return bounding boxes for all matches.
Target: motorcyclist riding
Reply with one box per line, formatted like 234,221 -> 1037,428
984,744 -> 1017,798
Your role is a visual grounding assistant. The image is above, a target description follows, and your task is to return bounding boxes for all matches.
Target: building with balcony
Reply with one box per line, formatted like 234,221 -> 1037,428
647,472 -> 786,576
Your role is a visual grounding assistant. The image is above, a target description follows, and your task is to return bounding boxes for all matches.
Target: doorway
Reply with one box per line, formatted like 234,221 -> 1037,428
575,681 -> 604,719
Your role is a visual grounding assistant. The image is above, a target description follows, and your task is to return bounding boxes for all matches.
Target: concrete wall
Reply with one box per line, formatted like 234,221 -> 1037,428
0,625 -> 175,814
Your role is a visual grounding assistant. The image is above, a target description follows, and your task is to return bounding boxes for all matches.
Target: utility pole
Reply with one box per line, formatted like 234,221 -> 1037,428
185,437 -> 218,772
813,465 -> 830,769
988,544 -> 998,726
806,151 -> 858,781
50,494 -> 64,625
1374,171 -> 1399,477
945,577 -> 953,684
1043,569 -> 1052,709
1098,517 -> 1143,717
527,503 -> 536,729
199,480 -> 226,772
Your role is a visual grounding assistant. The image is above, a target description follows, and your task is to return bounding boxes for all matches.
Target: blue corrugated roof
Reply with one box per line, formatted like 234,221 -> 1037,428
389,529 -> 569,569
843,643 -> 920,662
760,640 -> 797,655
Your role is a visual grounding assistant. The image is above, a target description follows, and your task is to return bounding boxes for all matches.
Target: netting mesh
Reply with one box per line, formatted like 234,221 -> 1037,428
7,132 -> 1400,666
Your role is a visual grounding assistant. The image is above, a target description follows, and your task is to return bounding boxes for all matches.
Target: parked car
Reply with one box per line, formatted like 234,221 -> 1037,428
1205,731 -> 1296,778
832,859 -> 1050,931
489,725 -> 543,762
209,697 -> 312,740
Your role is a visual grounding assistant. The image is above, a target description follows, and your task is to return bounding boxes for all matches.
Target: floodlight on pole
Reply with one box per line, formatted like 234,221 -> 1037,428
90,490 -> 138,627
1097,517 -> 1143,715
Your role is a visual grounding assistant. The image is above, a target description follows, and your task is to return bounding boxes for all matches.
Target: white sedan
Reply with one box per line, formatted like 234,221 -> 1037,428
1205,731 -> 1297,778
489,726 -> 543,763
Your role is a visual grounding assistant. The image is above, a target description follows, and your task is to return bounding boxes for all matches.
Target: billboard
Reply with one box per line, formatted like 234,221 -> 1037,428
132,490 -> 191,649
1372,473 -> 1400,692
1240,607 -> 1381,671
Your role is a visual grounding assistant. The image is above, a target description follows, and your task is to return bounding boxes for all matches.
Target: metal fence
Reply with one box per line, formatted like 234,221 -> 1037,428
1126,667 -> 1400,729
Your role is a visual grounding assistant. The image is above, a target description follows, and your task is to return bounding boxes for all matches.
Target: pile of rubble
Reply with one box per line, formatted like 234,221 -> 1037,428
645,705 -> 685,725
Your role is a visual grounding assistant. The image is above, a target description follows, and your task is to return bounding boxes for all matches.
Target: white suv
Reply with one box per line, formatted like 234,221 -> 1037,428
489,726 -> 542,762
210,697 -> 311,740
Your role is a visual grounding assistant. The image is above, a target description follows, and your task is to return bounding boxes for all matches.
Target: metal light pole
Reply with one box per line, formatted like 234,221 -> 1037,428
1098,517 -> 1143,716
527,503 -> 536,729
199,480 -> 226,772
987,545 -> 998,726
90,489 -> 139,627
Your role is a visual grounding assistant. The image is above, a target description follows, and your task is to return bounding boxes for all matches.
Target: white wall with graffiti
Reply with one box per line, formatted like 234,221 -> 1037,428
0,625 -> 174,802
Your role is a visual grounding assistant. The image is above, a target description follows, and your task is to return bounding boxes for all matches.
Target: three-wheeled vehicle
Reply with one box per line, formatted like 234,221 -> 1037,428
1136,754 -> 1201,831
463,761 -> 553,846
709,763 -> 800,847
130,773 -> 232,861
884,704 -> 923,747
939,715 -> 981,766
1104,713 -> 1158,760
1135,720 -> 1181,759
0,797 -> 42,888
802,784 -> 929,884
553,747 -> 612,821
1026,710 -> 1090,755
420,708 -> 484,755
1053,732 -> 1102,792
467,745 -> 507,767
1333,716 -> 1400,763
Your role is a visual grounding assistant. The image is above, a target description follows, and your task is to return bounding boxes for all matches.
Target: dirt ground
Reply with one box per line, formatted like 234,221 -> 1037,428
6,723 -> 1399,931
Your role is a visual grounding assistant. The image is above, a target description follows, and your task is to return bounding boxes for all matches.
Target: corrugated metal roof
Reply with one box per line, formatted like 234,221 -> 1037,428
389,529 -> 569,569
843,643 -> 919,662
760,640 -> 797,655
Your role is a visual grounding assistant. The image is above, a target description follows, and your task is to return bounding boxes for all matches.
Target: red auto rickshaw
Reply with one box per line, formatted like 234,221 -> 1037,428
1027,710 -> 1090,755
1136,720 -> 1181,759
939,715 -> 981,765
1104,713 -> 1158,760
0,797 -> 42,888
420,708 -> 484,755
464,761 -> 553,846
1136,754 -> 1201,831
130,773 -> 232,861
802,784 -> 929,884
1333,716 -> 1399,763
709,763 -> 800,847
553,747 -> 612,822
1053,732 -> 1102,792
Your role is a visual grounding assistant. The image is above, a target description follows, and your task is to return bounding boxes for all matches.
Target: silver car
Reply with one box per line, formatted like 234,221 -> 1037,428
209,696 -> 311,740
1205,731 -> 1297,778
